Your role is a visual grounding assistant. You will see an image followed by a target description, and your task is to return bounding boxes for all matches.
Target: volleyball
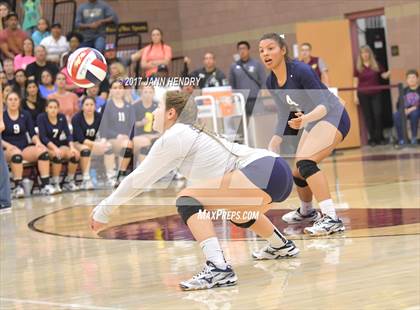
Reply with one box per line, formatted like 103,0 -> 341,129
67,47 -> 107,88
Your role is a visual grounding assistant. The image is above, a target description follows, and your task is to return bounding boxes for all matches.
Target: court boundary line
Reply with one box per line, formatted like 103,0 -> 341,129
28,208 -> 420,241
0,297 -> 122,310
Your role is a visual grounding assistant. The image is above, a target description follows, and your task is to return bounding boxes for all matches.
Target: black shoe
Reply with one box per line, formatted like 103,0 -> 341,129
0,204 -> 12,210
368,140 -> 376,147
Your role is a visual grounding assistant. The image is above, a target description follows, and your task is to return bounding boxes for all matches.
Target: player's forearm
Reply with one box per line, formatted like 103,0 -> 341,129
304,105 -> 327,123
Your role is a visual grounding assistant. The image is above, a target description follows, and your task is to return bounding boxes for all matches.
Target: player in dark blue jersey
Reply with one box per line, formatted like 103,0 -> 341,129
259,33 -> 350,236
72,96 -> 109,190
100,80 -> 135,185
37,99 -> 80,192
1,92 -> 55,197
132,83 -> 160,167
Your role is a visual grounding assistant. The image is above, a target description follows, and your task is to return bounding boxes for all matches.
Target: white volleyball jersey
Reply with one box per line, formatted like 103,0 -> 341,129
93,123 -> 277,223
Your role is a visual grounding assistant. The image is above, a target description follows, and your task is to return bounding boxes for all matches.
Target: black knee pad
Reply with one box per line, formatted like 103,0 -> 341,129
51,156 -> 62,164
11,154 -> 23,164
230,219 -> 256,228
176,196 -> 204,224
296,160 -> 320,179
38,151 -> 49,161
80,149 -> 91,157
293,176 -> 308,187
69,156 -> 79,164
121,148 -> 133,158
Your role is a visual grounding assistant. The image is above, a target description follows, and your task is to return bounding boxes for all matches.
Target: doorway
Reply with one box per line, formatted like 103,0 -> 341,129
347,8 -> 393,145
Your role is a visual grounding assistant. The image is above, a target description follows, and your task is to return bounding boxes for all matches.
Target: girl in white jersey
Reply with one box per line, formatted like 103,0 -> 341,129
90,91 -> 299,291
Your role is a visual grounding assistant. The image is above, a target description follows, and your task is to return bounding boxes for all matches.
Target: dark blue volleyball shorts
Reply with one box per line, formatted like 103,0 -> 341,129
305,108 -> 351,139
240,156 -> 293,203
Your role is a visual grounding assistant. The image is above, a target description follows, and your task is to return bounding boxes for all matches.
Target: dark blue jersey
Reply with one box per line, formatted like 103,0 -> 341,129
266,60 -> 344,136
1,110 -> 35,150
101,100 -> 135,139
37,112 -> 72,147
71,111 -> 102,143
133,99 -> 158,136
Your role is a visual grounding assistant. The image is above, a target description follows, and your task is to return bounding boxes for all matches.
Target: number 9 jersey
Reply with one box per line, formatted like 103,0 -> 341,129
1,110 -> 36,150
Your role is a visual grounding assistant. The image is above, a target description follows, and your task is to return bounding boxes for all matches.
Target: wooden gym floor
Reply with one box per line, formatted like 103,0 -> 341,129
0,146 -> 419,309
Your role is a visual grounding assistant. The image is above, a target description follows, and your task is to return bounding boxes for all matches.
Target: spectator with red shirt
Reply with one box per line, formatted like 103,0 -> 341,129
14,37 -> 36,70
141,28 -> 172,77
299,42 -> 329,86
0,12 -> 28,60
353,45 -> 390,146
48,72 -> 80,122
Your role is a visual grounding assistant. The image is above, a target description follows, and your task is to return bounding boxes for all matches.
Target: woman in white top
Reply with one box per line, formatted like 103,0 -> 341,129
90,91 -> 299,291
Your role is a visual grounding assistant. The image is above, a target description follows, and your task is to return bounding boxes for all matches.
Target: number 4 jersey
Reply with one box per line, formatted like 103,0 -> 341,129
2,110 -> 36,150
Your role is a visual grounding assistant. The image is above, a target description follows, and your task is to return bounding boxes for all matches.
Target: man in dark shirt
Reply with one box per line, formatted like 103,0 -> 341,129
25,45 -> 59,83
191,52 -> 228,89
229,41 -> 266,116
75,0 -> 118,53
394,69 -> 419,146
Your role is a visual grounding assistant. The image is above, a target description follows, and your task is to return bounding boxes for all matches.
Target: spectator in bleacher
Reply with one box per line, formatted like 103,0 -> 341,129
31,18 -> 50,46
0,70 -> 7,88
132,83 -> 159,167
40,23 -> 69,64
104,43 -> 124,66
22,0 -> 42,34
393,69 -> 419,147
2,92 -> 56,197
13,37 -> 36,70
82,84 -> 106,113
0,90 -> 12,209
37,98 -> 80,192
2,83 -> 12,97
72,96 -> 106,190
0,12 -> 28,60
100,80 -> 134,186
48,72 -> 79,122
75,0 -> 118,53
39,69 -> 57,99
0,1 -> 10,31
3,57 -> 14,84
299,42 -> 329,86
12,69 -> 26,99
25,45 -> 58,82
108,61 -> 127,85
60,31 -> 83,68
353,45 -> 390,146
229,41 -> 266,116
141,28 -> 172,78
191,52 -> 228,89
22,80 -> 45,124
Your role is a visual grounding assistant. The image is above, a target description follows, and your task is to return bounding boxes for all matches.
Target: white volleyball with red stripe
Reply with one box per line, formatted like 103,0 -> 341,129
67,47 -> 107,88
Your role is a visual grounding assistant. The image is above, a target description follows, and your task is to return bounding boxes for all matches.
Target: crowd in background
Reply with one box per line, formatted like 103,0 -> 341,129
0,0 -> 419,204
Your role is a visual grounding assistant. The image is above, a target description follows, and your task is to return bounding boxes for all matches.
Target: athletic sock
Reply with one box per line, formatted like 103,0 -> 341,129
52,176 -> 60,184
65,174 -> 75,183
40,176 -> 50,187
319,199 -> 337,219
200,237 -> 227,269
300,200 -> 314,215
267,228 -> 288,248
14,179 -> 22,187
83,173 -> 90,181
